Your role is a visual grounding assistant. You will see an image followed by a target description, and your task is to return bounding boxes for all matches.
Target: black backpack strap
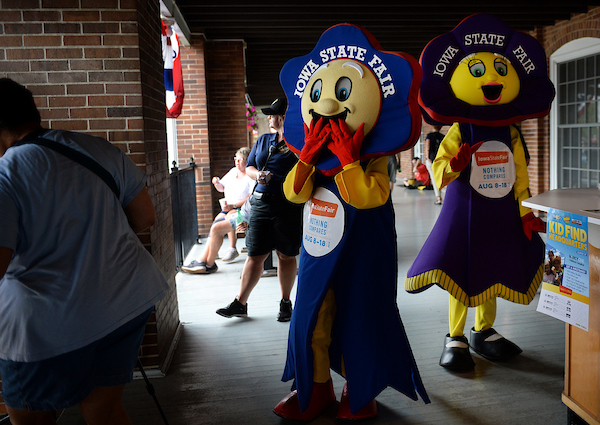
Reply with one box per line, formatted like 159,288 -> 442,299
22,138 -> 120,198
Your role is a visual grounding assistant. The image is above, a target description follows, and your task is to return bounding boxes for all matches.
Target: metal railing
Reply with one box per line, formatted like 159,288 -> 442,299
170,158 -> 198,269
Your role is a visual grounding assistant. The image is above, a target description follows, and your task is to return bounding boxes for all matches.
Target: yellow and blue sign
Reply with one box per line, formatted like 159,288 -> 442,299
537,208 -> 589,331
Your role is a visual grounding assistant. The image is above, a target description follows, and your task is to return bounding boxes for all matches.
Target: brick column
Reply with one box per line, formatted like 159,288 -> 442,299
177,40 -> 213,237
177,39 -> 249,236
205,40 -> 249,219
522,115 -> 551,196
135,0 -> 180,371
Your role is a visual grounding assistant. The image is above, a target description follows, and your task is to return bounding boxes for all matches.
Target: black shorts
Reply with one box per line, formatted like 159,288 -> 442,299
246,192 -> 303,257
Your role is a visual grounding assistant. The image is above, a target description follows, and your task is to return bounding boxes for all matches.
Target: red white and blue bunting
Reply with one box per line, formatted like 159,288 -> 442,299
161,21 -> 184,118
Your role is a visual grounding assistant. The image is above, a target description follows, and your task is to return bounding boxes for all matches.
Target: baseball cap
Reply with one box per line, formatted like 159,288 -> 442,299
261,98 -> 287,116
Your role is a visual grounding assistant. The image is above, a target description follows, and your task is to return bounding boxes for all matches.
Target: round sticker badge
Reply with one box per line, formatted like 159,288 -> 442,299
469,140 -> 516,198
303,187 -> 345,257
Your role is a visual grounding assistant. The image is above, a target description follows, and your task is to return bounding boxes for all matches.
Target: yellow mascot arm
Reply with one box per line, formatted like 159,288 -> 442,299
432,122 -> 462,190
511,126 -> 534,218
283,160 -> 316,204
333,156 -> 390,209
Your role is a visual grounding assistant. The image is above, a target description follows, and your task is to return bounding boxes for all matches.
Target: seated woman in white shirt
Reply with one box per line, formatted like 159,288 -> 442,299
182,148 -> 254,273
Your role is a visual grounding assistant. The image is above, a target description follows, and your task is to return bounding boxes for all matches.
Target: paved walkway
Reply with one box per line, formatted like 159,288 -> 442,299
60,186 -> 567,425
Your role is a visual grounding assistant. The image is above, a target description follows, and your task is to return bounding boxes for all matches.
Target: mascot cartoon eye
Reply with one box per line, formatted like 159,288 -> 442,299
468,59 -> 486,77
494,59 -> 508,76
335,77 -> 352,101
310,79 -> 323,102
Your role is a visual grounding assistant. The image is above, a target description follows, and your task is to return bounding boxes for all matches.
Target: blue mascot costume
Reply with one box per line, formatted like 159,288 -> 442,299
273,23 -> 430,421
405,14 -> 555,372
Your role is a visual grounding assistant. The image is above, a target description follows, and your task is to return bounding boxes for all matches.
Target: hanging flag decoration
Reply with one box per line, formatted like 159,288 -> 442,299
161,21 -> 184,118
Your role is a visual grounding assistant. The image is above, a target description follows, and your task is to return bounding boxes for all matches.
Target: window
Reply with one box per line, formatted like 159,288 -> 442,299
551,38 -> 600,189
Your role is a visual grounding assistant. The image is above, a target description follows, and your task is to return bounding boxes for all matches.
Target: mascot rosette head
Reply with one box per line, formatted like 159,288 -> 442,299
419,14 -> 555,126
280,23 -> 422,176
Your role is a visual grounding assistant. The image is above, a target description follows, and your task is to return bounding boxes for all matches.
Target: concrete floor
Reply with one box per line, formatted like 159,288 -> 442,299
59,185 -> 568,425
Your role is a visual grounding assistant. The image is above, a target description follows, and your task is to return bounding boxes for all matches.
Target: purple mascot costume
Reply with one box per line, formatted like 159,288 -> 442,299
405,14 -> 555,372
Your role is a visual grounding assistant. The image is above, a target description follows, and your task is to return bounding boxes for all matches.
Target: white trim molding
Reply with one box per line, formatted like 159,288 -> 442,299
549,38 -> 600,189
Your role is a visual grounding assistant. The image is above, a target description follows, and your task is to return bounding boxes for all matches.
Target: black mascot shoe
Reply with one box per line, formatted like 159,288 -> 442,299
469,328 -> 522,361
439,334 -> 475,372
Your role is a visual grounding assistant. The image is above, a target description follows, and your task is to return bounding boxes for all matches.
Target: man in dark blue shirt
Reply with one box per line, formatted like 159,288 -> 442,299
247,130 -> 298,195
217,98 -> 303,322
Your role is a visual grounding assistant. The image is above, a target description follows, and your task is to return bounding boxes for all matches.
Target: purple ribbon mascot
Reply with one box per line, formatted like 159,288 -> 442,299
406,14 -> 555,372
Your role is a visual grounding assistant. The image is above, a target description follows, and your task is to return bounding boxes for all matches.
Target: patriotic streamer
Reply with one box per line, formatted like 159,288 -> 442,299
161,21 -> 184,118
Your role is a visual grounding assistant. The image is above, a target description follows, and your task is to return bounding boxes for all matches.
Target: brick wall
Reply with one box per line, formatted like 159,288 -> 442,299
134,0 -> 180,371
521,116 -> 551,196
0,1 -> 180,412
543,6 -> 600,57
177,40 -> 213,237
398,148 -> 416,181
518,26 -> 550,197
205,40 -> 249,220
177,39 -> 249,236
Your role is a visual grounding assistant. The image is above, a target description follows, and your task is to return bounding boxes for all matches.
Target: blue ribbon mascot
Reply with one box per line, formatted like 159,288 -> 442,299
274,23 -> 430,421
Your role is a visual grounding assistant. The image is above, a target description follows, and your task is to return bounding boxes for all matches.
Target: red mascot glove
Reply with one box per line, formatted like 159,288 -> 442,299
327,120 -> 364,167
521,212 -> 546,240
299,118 -> 331,165
449,141 -> 484,172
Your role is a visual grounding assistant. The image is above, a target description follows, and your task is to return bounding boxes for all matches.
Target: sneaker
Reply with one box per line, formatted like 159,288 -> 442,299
216,298 -> 247,318
277,299 -> 293,322
205,263 -> 218,274
221,247 -> 239,263
181,260 -> 206,274
262,268 -> 278,277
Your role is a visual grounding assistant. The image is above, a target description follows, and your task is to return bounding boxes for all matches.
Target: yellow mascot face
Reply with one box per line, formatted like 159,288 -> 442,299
301,59 -> 382,135
449,52 -> 520,106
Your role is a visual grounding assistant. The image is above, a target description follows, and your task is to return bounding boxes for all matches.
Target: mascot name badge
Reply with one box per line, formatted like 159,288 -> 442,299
303,187 -> 344,257
470,140 -> 516,198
